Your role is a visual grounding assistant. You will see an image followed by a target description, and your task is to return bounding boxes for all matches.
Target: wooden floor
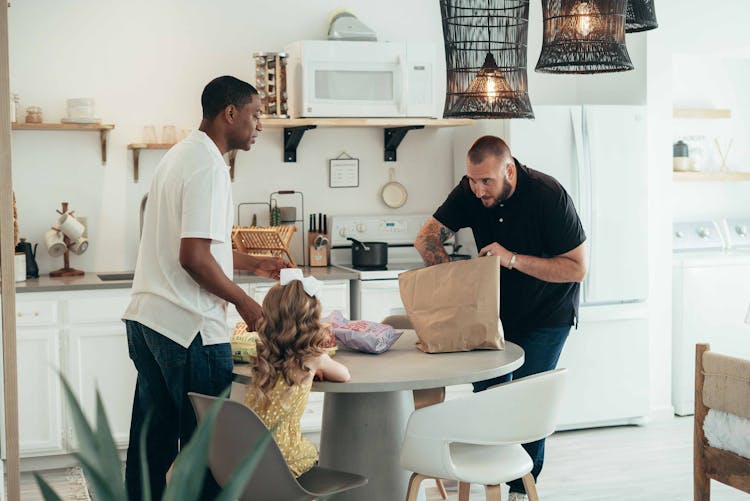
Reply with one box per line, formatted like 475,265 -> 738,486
19,467 -> 91,501
15,416 -> 750,500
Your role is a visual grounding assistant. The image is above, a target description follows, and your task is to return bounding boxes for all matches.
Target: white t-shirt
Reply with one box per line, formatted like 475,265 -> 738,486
123,130 -> 234,348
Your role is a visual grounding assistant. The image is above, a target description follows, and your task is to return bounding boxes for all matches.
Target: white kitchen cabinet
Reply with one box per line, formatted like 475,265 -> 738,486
16,294 -> 64,456
66,290 -> 136,448
14,278 -> 352,460
17,327 -> 64,455
235,280 -> 350,321
250,284 -> 272,306
15,289 -> 136,457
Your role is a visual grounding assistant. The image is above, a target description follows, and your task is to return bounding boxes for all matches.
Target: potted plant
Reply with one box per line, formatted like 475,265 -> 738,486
35,376 -> 270,501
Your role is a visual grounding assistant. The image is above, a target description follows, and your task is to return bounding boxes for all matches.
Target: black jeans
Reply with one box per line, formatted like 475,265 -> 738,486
473,325 -> 570,495
124,320 -> 233,501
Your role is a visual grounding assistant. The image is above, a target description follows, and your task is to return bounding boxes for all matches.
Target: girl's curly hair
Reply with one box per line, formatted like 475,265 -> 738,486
248,280 -> 327,410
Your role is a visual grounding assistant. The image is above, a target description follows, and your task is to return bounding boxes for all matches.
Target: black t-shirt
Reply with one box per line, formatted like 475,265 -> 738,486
434,159 -> 586,332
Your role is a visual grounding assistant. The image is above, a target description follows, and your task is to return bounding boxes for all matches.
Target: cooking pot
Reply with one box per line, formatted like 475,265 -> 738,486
347,237 -> 388,268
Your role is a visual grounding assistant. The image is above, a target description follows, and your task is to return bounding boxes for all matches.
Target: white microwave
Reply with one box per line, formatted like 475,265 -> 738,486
284,40 -> 438,118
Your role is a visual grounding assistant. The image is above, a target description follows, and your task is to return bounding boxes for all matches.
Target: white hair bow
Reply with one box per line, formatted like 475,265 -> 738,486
279,268 -> 323,298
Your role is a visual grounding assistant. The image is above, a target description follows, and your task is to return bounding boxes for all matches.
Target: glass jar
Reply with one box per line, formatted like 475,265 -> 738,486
13,94 -> 20,122
25,106 -> 42,124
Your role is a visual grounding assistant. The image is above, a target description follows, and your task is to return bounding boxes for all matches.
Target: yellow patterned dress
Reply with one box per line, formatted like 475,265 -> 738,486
244,376 -> 318,476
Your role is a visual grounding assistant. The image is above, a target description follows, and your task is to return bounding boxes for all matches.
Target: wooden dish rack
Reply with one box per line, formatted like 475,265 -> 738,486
232,225 -> 297,267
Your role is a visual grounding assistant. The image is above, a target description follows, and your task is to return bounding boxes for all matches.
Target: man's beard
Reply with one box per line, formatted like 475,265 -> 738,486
483,176 -> 513,209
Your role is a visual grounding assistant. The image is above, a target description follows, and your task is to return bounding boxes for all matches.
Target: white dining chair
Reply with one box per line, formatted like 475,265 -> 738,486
400,369 -> 567,501
382,314 -> 448,499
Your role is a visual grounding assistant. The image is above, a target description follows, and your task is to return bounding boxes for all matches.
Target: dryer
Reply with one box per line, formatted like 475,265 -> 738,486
672,219 -> 750,416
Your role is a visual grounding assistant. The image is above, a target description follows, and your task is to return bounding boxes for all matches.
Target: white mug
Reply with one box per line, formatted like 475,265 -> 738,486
57,212 -> 85,240
14,253 -> 26,282
69,236 -> 89,255
45,228 -> 67,257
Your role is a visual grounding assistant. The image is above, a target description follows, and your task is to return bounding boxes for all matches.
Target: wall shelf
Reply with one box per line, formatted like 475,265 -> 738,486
12,122 -> 115,164
126,118 -> 473,178
672,108 -> 732,119
127,143 -> 237,182
261,118 -> 474,162
673,171 -> 750,181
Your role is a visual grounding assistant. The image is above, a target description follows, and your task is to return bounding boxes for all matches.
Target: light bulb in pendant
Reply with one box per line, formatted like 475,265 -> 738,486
571,0 -> 599,37
464,52 -> 512,106
486,76 -> 497,104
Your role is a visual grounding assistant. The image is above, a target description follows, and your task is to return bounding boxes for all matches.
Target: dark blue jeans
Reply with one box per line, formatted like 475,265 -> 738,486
124,320 -> 233,501
472,325 -> 570,495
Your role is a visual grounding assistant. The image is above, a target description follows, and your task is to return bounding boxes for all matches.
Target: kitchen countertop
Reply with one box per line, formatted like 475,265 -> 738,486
15,266 -> 358,293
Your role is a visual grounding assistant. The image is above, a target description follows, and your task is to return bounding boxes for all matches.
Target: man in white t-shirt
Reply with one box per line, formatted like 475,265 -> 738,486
122,76 -> 288,500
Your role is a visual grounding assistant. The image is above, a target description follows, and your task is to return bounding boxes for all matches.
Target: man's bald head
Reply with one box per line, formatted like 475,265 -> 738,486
467,135 -> 512,166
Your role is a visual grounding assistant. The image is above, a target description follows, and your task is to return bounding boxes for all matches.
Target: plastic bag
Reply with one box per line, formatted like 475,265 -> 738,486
323,311 -> 402,354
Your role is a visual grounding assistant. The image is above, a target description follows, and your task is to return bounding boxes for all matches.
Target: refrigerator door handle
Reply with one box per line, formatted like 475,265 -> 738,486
570,108 -> 585,210
571,107 -> 593,303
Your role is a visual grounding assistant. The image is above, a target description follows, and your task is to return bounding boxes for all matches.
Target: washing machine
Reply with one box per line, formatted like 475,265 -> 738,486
672,219 -> 750,416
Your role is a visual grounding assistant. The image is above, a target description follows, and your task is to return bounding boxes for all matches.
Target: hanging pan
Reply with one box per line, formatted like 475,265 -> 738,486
381,167 -> 408,208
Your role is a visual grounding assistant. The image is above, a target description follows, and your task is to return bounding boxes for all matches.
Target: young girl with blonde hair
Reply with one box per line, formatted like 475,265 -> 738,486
244,268 -> 350,476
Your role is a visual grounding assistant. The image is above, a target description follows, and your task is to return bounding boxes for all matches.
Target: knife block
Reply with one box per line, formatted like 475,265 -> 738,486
308,232 -> 329,267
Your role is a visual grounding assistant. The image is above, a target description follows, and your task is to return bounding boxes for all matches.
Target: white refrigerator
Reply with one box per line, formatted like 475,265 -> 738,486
452,106 -> 651,429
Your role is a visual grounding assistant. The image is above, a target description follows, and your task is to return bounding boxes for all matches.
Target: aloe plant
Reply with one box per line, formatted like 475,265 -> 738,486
35,375 -> 272,501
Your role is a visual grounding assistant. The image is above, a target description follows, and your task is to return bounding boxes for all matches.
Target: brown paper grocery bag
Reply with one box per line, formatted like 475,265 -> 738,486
398,256 -> 504,353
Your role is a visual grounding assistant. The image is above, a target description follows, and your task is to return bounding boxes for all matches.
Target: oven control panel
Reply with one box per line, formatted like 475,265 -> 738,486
330,214 -> 430,246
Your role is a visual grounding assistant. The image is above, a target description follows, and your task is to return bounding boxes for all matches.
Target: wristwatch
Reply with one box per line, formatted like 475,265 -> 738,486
507,253 -> 517,270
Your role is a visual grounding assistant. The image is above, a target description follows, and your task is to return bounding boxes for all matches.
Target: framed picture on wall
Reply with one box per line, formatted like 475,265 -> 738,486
329,153 -> 359,188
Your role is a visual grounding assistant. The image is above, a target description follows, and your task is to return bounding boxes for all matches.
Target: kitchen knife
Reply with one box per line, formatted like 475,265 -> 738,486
318,213 -> 323,235
323,214 -> 327,235
310,213 -> 315,233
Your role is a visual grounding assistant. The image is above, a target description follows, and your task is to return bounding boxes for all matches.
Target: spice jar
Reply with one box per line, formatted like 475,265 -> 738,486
25,106 -> 42,124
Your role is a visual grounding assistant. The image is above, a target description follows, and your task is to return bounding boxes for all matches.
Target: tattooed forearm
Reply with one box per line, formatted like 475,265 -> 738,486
415,217 -> 451,267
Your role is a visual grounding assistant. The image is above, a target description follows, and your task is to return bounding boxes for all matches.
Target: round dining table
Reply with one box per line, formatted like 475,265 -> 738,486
233,330 -> 524,501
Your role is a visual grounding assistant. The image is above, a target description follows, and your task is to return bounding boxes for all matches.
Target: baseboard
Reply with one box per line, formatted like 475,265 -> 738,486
650,405 -> 678,421
556,415 -> 651,431
20,449 -> 127,472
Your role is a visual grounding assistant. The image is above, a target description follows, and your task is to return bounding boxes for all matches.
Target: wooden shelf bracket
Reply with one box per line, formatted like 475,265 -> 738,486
99,129 -> 110,165
284,125 -> 317,163
132,148 -> 141,182
384,125 -> 424,162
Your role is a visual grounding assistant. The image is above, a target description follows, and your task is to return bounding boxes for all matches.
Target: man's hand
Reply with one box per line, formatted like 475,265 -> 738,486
479,242 -> 514,267
254,256 -> 291,280
236,295 -> 263,331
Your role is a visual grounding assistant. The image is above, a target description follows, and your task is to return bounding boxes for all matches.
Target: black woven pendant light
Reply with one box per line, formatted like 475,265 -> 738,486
535,0 -> 633,74
625,0 -> 658,33
441,0 -> 533,119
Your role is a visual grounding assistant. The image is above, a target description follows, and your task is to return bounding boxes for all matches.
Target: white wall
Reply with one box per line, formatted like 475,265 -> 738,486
671,54 -> 750,221
8,0 -> 458,273
8,0 -> 649,274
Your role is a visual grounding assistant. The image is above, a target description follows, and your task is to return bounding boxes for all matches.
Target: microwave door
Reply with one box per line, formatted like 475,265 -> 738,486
304,62 -> 404,117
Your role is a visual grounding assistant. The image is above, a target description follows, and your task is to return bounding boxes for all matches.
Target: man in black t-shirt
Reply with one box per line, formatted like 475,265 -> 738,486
415,135 -> 587,501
